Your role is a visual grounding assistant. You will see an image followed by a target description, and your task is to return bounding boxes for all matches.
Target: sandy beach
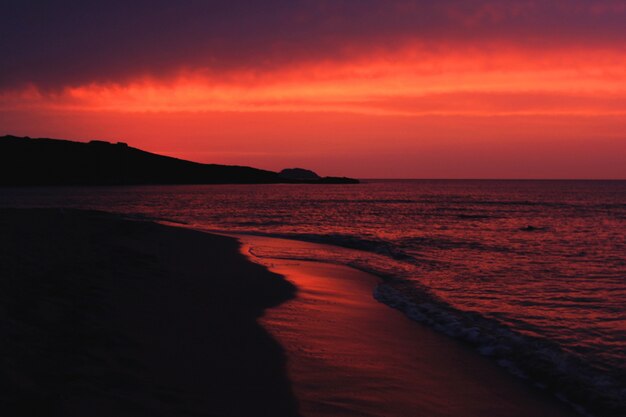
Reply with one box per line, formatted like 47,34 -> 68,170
0,208 -> 298,417
1,208 -> 578,416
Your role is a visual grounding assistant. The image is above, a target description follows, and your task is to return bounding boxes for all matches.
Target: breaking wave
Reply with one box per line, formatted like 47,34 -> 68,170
230,229 -> 626,417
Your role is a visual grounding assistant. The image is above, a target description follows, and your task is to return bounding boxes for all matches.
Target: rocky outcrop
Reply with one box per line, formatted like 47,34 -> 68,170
278,168 -> 321,180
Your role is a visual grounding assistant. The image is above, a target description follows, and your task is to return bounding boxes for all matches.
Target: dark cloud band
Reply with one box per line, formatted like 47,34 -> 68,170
1,0 -> 625,90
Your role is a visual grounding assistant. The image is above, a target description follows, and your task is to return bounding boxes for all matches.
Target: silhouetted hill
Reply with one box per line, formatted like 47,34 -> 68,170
0,136 -> 358,185
279,168 -> 320,180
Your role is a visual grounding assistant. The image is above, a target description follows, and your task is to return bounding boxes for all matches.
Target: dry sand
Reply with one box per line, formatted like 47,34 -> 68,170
0,208 -> 298,417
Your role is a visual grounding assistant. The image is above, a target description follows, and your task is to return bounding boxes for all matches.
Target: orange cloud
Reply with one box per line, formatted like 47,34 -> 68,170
2,45 -> 625,117
2,41 -> 625,178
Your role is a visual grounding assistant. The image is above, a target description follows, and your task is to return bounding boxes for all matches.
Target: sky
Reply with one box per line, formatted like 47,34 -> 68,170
1,0 -> 625,178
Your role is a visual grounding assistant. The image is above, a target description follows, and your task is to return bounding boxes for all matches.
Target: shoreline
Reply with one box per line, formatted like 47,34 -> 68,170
237,234 -> 579,417
0,208 -> 579,416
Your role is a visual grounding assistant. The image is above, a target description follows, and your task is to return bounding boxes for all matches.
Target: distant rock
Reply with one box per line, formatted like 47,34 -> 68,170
278,168 -> 321,181
521,225 -> 536,232
520,225 -> 548,232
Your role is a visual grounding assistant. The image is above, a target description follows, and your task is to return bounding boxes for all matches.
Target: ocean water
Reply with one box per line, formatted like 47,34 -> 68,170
2,180 -> 625,415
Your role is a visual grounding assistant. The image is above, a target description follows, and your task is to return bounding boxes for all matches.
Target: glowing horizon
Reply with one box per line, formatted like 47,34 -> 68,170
1,1 -> 625,178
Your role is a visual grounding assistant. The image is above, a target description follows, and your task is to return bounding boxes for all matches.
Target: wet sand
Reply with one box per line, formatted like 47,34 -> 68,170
238,235 -> 579,417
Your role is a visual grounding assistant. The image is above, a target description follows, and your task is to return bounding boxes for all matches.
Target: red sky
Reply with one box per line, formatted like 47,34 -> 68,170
1,1 -> 625,178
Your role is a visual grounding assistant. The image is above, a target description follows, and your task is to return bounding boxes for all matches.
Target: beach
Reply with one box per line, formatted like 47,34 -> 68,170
1,208 -> 578,416
4,1 -> 625,415
0,208 -> 298,416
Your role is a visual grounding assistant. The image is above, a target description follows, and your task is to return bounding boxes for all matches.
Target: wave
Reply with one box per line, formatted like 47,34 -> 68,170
220,228 -> 626,417
205,228 -> 519,261
209,229 -> 424,262
373,282 -> 625,417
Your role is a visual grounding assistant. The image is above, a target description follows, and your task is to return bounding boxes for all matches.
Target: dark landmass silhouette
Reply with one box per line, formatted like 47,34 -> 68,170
279,168 -> 320,181
0,135 -> 359,186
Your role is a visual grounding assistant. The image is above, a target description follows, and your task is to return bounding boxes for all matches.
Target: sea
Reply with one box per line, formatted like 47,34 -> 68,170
2,180 -> 625,415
